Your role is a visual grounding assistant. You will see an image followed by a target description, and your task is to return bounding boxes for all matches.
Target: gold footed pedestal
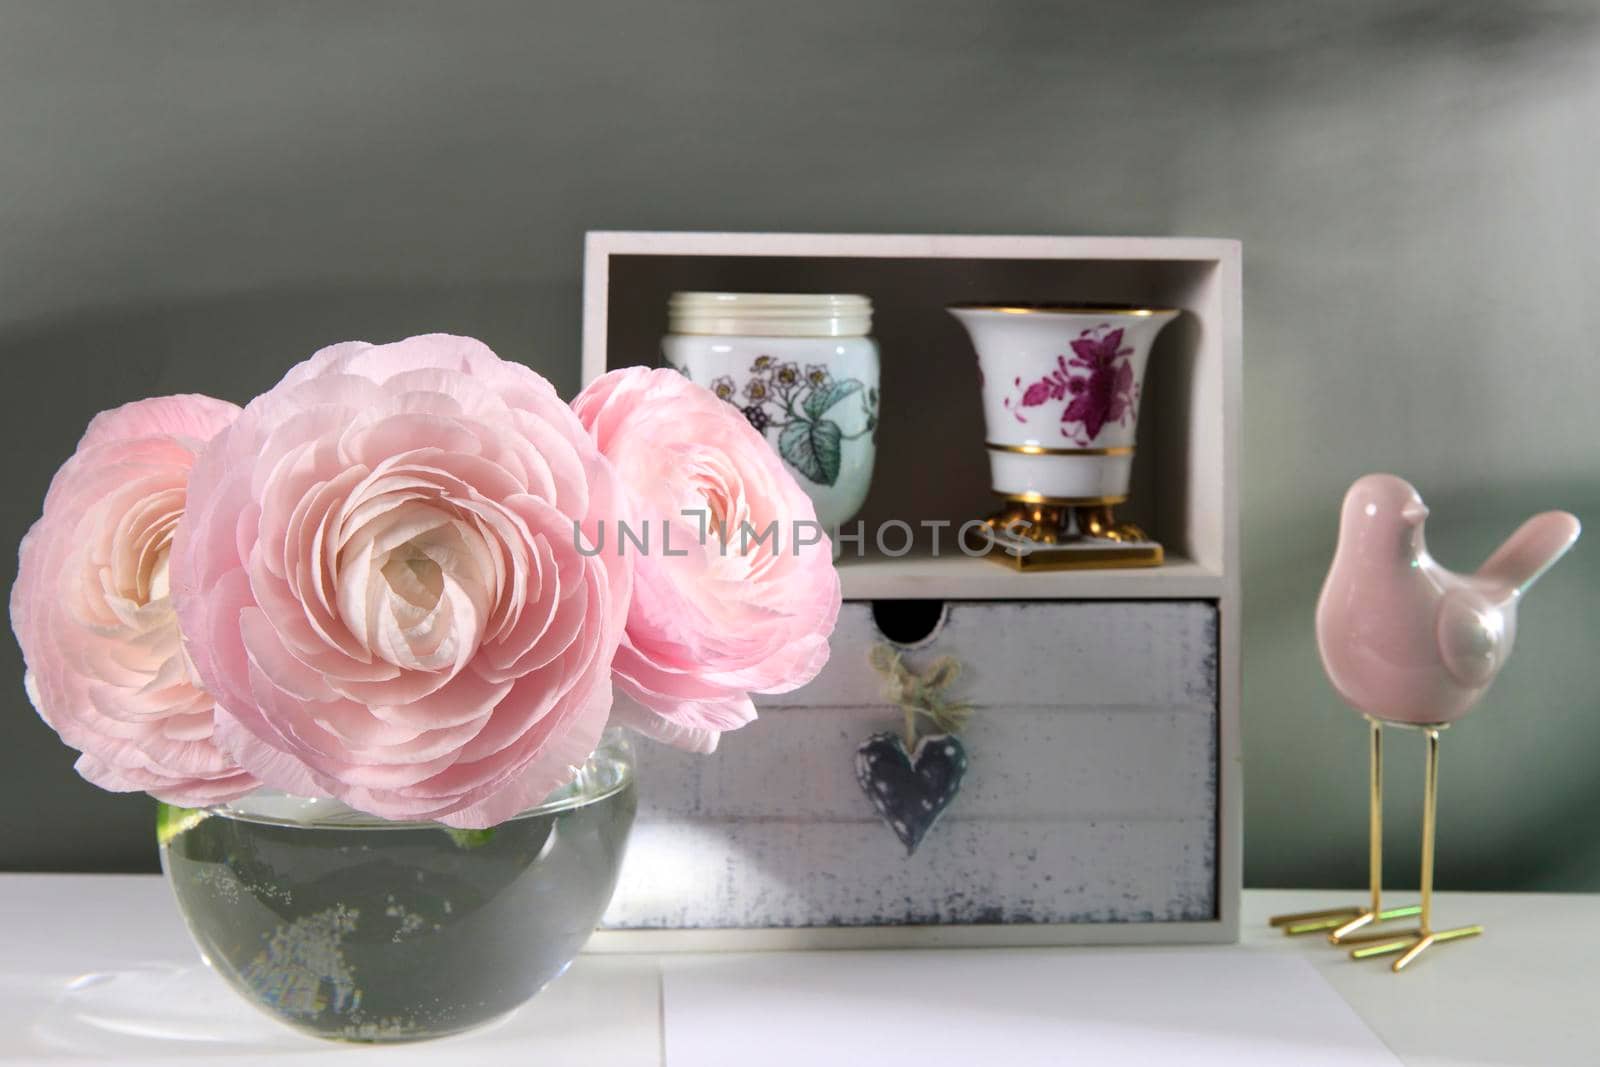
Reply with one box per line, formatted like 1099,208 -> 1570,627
1269,718 -> 1482,972
978,496 -> 1163,571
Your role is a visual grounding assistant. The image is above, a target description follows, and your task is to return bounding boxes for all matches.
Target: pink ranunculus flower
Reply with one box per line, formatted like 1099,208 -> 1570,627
171,335 -> 631,828
573,367 -> 841,753
11,395 -> 256,805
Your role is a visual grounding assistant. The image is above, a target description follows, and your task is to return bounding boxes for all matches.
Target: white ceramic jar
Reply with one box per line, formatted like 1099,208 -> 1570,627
947,304 -> 1177,505
662,292 -> 880,530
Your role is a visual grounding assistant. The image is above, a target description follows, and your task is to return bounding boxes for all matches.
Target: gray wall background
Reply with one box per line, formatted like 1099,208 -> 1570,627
2,1 -> 1596,890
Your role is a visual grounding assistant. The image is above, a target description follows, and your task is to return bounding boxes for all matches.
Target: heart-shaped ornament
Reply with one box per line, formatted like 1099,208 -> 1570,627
854,731 -> 968,855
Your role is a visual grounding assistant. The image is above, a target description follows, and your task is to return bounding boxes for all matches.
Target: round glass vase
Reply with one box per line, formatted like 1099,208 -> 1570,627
156,729 -> 636,1043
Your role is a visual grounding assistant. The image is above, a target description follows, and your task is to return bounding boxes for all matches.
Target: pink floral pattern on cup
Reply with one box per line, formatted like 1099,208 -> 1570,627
1004,325 -> 1138,446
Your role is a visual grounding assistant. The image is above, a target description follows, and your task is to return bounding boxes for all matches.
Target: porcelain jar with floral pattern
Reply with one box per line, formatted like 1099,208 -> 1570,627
948,304 -> 1178,506
663,292 -> 879,530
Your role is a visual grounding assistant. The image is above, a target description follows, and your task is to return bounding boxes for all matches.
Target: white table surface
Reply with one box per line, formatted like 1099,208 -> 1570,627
0,876 -> 1591,1065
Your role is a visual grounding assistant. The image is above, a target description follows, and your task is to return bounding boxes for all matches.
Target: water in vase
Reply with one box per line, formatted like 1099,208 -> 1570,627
159,751 -> 636,1042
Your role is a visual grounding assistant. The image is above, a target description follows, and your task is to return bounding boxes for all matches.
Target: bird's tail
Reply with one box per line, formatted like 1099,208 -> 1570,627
1475,511 -> 1582,595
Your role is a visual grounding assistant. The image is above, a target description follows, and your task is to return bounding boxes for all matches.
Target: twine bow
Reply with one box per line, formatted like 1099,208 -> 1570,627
868,643 -> 973,749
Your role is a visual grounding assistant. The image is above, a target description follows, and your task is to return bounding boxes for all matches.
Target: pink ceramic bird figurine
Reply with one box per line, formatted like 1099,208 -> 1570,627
1272,473 -> 1580,971
1317,473 -> 1580,727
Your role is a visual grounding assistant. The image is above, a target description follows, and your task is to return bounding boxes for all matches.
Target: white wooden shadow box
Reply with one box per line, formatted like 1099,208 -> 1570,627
580,232 -> 1241,950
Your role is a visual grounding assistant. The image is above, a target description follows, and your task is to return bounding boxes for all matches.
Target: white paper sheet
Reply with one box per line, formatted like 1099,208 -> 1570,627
663,947 -> 1401,1066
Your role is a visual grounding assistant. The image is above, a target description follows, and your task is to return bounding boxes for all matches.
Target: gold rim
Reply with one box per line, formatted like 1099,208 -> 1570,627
948,302 -> 1177,316
1004,492 -> 1128,506
986,442 -> 1134,457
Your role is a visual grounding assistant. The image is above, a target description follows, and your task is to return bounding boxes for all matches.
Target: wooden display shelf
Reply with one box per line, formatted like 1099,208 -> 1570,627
834,548 -> 1225,601
581,231 -> 1242,948
582,230 -> 1240,599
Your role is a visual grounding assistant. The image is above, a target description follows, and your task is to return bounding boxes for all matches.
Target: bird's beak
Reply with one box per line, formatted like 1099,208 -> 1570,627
1401,501 -> 1429,525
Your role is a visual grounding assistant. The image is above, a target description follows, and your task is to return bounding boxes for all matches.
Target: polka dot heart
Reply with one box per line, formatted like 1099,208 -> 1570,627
853,731 -> 968,855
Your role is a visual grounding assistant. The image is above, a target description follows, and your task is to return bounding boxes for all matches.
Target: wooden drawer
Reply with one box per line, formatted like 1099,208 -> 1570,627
599,599 -> 1221,946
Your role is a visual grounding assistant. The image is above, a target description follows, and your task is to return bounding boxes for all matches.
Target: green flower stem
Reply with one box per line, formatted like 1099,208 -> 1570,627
156,803 -> 211,845
445,827 -> 497,849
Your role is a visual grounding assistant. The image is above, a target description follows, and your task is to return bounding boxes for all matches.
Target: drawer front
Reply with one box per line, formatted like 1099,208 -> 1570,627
602,599 -> 1219,932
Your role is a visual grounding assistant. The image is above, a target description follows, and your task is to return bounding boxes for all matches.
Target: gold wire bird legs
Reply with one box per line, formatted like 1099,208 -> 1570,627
1329,718 -> 1425,944
1269,718 -> 1422,937
978,498 -> 1163,570
1348,725 -> 1483,972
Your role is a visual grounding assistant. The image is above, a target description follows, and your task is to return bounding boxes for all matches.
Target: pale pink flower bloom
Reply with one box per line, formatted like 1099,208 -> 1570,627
574,367 -> 840,752
171,336 -> 631,827
12,395 -> 255,805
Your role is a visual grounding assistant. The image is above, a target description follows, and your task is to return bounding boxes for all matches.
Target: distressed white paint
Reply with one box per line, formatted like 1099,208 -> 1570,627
636,705 -> 1215,823
605,817 -> 1216,930
763,601 -> 1218,710
602,601 -> 1221,940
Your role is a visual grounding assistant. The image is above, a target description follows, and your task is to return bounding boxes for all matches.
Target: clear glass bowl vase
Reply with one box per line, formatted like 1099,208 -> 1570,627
157,729 -> 636,1043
